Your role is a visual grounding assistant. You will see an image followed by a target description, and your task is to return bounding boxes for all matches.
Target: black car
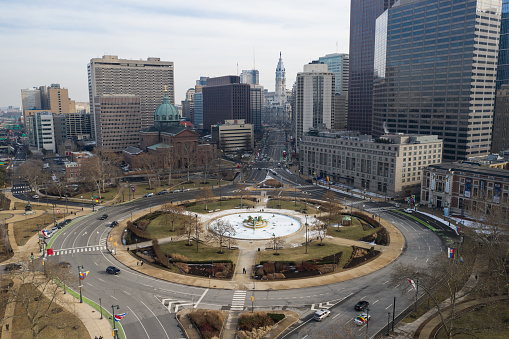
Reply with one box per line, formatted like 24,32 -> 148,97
63,219 -> 72,225
106,266 -> 120,275
4,263 -> 22,271
157,190 -> 168,195
109,221 -> 118,227
99,214 -> 108,220
355,300 -> 369,311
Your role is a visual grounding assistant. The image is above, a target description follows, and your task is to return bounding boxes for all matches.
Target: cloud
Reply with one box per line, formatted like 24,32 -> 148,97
0,0 -> 350,107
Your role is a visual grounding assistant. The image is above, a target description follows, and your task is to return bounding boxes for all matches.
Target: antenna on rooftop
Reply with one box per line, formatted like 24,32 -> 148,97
336,41 -> 338,53
253,46 -> 256,69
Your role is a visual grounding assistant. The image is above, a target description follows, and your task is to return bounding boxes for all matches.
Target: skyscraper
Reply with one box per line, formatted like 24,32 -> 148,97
275,52 -> 286,106
496,0 -> 509,90
240,70 -> 260,85
294,62 -> 335,151
348,0 -> 397,134
319,53 -> 349,130
88,55 -> 174,130
372,0 -> 502,161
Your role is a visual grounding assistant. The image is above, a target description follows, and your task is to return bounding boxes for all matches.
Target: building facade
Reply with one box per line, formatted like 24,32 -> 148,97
300,132 -> 442,197
421,163 -> 509,216
319,53 -> 349,130
249,84 -> 263,132
241,70 -> 260,85
348,0 -> 397,134
25,111 -> 56,153
94,95 -> 142,151
294,62 -> 335,151
202,76 -> 251,131
372,0 -> 502,161
275,52 -> 286,106
211,119 -> 254,153
492,84 -> 509,153
88,55 -> 174,129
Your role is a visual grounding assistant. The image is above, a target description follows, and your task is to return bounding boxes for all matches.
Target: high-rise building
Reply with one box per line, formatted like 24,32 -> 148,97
249,84 -> 263,132
21,84 -> 76,120
25,111 -> 56,153
275,52 -> 286,106
496,0 -> 509,90
88,55 -> 174,130
348,0 -> 397,134
372,0 -> 502,161
492,85 -> 509,153
202,76 -> 250,131
319,53 -> 349,130
294,62 -> 335,151
193,77 -> 209,128
181,88 -> 195,121
94,94 -> 142,151
240,70 -> 260,85
21,88 -> 42,114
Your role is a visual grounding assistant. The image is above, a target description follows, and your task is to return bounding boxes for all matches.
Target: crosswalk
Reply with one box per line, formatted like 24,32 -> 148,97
365,206 -> 394,213
47,245 -> 106,256
155,295 -> 193,313
311,301 -> 334,310
230,290 -> 247,311
11,185 -> 31,194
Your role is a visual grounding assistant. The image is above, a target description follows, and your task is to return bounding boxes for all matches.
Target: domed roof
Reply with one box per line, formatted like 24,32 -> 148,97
154,91 -> 179,122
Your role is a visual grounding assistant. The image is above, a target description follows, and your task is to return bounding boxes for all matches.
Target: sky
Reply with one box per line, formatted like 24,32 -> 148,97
0,0 -> 350,108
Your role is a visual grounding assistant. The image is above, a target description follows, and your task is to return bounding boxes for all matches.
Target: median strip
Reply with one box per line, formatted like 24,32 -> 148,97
393,210 -> 438,232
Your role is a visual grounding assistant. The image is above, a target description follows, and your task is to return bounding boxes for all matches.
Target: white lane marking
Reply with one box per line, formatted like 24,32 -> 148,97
383,280 -> 389,285
111,295 -> 117,300
372,300 -> 379,304
386,304 -> 393,309
143,284 -> 153,288
124,291 -> 131,295
194,289 -> 209,308
126,305 -> 150,339
86,282 -> 93,287
140,300 -> 170,339
332,313 -> 342,319
94,262 -> 99,266
97,278 -> 105,283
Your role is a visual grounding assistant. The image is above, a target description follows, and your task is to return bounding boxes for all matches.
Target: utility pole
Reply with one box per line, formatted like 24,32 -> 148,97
305,215 -> 308,254
195,214 -> 199,253
77,265 -> 84,303
111,305 -> 119,339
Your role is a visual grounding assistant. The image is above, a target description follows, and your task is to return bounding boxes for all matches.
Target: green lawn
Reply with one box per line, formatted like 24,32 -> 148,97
327,221 -> 381,241
186,199 -> 255,213
14,202 -> 48,210
144,212 -> 188,239
266,199 -> 319,214
256,242 -> 353,268
159,240 -> 239,263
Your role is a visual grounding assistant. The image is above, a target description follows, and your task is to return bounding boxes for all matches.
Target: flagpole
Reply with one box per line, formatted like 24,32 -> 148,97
77,265 -> 84,303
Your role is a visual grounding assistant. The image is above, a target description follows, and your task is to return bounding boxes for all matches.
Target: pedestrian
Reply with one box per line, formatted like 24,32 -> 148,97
141,261 -> 144,266
171,237 -> 173,242
137,261 -> 139,266
82,207 -> 83,211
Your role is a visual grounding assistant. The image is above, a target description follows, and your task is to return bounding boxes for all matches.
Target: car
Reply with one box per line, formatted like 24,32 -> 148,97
182,188 -> 190,192
4,263 -> 22,271
355,300 -> 369,311
404,208 -> 413,213
313,309 -> 331,321
353,312 -> 371,325
63,219 -> 72,225
258,168 -> 262,170
32,195 -> 39,199
144,193 -> 154,197
394,203 -> 401,208
157,190 -> 168,195
109,221 -> 118,227
106,266 -> 120,275
172,189 -> 181,193
99,214 -> 108,220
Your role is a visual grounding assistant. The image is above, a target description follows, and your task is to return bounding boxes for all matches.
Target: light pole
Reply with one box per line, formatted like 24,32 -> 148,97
305,215 -> 308,254
77,265 -> 84,303
99,298 -> 103,319
195,214 -> 199,253
365,307 -> 370,339
37,223 -> 43,252
65,195 -> 68,217
52,203 -> 57,227
387,312 -> 391,336
111,305 -> 119,339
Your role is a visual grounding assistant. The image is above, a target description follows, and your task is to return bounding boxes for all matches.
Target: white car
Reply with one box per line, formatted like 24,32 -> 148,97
313,309 -> 331,321
404,208 -> 413,213
144,193 -> 154,197
353,313 -> 371,325
32,195 -> 39,199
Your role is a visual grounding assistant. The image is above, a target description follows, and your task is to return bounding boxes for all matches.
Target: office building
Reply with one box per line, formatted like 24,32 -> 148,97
202,76 -> 250,131
181,88 -> 195,121
211,119 -> 254,152
21,84 -> 76,121
421,163 -> 509,215
372,0 -> 502,161
25,111 -> 56,153
193,77 -> 208,128
88,55 -> 174,129
241,70 -> 260,85
250,84 -> 263,132
300,131 -> 442,197
496,0 -> 509,90
94,95 -> 142,152
21,88 -> 42,114
348,0 -> 397,134
319,53 -> 349,130
492,85 -> 509,153
294,62 -> 335,151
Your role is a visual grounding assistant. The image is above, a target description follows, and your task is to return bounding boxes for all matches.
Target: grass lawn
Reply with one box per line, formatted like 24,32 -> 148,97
144,213 -> 188,239
187,198 -> 255,213
326,218 -> 380,241
256,242 -> 353,268
0,212 -> 12,221
12,283 -> 88,339
14,202 -> 48,210
159,240 -> 239,264
266,199 -> 319,214
13,213 -> 66,246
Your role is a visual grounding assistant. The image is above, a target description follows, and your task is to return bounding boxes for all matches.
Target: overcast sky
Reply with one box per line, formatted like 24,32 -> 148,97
0,0 -> 350,108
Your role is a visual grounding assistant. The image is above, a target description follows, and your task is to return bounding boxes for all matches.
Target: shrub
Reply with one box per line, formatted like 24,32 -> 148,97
171,253 -> 189,262
267,313 -> 285,323
262,262 -> 275,274
238,311 -> 274,331
189,310 -> 226,339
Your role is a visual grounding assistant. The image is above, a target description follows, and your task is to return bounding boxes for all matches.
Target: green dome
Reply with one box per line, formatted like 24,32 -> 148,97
154,92 -> 179,122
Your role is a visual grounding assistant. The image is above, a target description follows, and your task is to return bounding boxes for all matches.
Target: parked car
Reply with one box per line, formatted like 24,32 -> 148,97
157,190 -> 168,195
353,312 -> 371,325
144,193 -> 154,197
171,189 -> 181,193
63,219 -> 72,225
99,214 -> 108,220
32,194 -> 39,199
313,309 -> 331,321
404,208 -> 413,214
182,188 -> 190,192
4,263 -> 22,271
106,266 -> 120,275
355,300 -> 369,311
109,221 -> 118,227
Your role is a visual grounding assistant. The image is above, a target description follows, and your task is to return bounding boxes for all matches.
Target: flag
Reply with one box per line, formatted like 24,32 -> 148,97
456,226 -> 461,235
407,278 -> 417,290
79,271 -> 89,280
114,312 -> 127,322
448,248 -> 455,259
42,230 -> 49,238
326,176 -> 330,182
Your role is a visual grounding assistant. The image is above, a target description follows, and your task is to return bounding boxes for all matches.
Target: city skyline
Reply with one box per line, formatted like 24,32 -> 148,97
0,0 -> 350,108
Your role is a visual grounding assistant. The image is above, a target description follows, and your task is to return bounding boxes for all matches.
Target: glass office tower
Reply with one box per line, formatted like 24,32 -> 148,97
348,0 -> 397,134
496,0 -> 509,89
372,0 -> 502,161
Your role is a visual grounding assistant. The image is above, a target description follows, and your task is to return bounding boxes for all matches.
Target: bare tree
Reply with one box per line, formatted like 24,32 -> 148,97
81,149 -> 121,198
234,184 -> 249,208
183,215 -> 203,247
138,152 -> 160,189
196,187 -> 216,210
210,219 -> 234,253
312,220 -> 327,246
321,190 -> 339,229
266,234 -> 285,255
17,160 -> 44,193
161,204 -> 184,232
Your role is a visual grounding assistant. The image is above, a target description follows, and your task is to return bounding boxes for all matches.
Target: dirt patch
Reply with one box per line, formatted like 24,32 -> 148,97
344,246 -> 380,269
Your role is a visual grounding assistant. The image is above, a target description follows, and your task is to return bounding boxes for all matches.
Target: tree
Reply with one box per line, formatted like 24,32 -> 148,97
200,147 -> 215,184
81,148 -> 121,198
210,219 -> 234,254
196,187 -> 216,210
17,160 -> 45,193
234,184 -> 249,208
161,204 -> 184,232
0,261 -> 80,339
266,234 -> 285,255
321,190 -> 340,229
138,152 -> 159,189
312,220 -> 327,246
183,215 -> 203,247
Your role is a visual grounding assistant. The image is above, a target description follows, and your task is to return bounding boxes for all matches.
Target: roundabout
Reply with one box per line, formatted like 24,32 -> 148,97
209,212 -> 301,240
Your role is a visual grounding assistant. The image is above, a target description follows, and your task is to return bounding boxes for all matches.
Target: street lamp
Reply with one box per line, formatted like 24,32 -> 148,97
387,312 -> 391,336
111,305 -> 119,339
77,265 -> 84,303
195,214 -> 199,253
365,307 -> 370,339
305,215 -> 308,254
